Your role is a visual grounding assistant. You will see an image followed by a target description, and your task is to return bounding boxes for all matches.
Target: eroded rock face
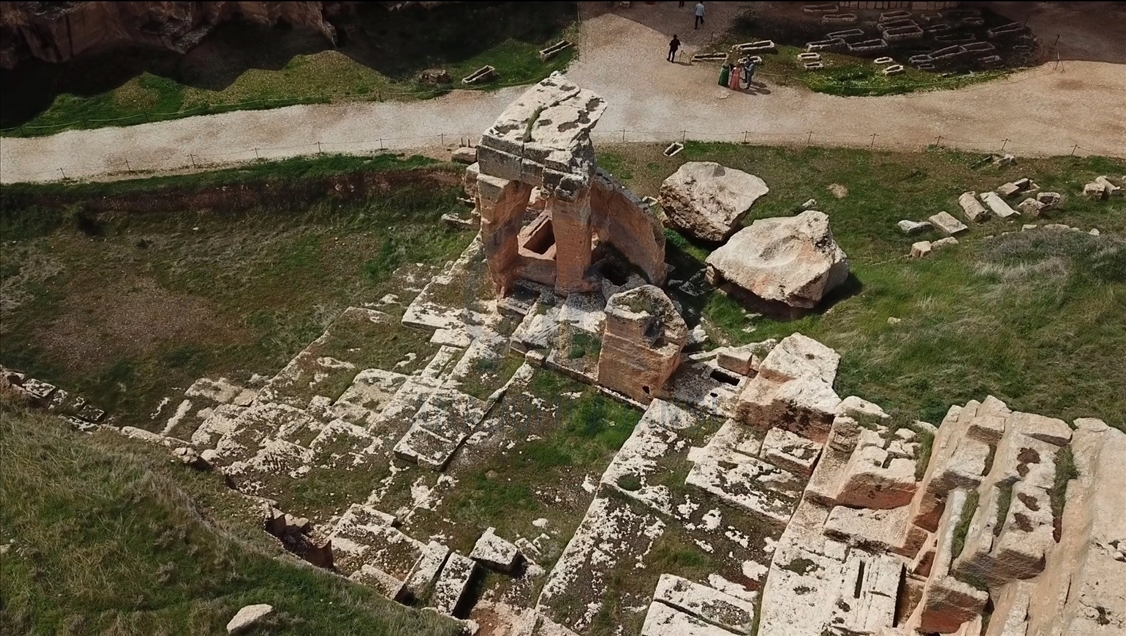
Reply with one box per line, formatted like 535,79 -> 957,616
706,210 -> 849,309
0,2 -> 338,70
658,161 -> 770,243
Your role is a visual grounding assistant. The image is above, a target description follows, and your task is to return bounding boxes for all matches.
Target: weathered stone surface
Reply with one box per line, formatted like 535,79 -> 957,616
705,211 -> 849,309
981,191 -> 1021,219
433,552 -> 477,616
910,240 -> 933,258
928,211 -> 969,236
932,236 -> 958,250
997,182 -> 1023,199
1016,197 -> 1046,217
915,575 -> 989,633
834,429 -> 918,510
1023,423 -> 1126,636
652,574 -> 756,633
898,219 -> 933,235
958,192 -> 991,222
403,541 -> 450,599
836,396 -> 889,421
591,169 -> 668,286
714,339 -> 776,378
597,285 -> 688,404
756,332 -> 840,385
1095,175 -> 1122,196
1036,191 -> 1061,207
226,604 -> 273,634
640,601 -> 738,636
1083,182 -> 1107,200
687,453 -> 804,523
658,161 -> 770,242
451,146 -> 477,164
761,427 -> 822,476
469,527 -> 521,573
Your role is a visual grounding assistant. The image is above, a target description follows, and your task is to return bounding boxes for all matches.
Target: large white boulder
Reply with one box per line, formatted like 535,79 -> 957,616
705,210 -> 849,309
658,161 -> 770,242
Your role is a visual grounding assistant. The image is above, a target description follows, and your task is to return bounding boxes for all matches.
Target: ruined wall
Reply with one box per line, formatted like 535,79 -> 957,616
590,169 -> 667,286
0,2 -> 338,69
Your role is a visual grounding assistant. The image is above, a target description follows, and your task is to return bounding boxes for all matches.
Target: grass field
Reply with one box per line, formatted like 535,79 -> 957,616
0,399 -> 462,636
598,143 -> 1126,428
0,154 -> 477,430
1,3 -> 578,136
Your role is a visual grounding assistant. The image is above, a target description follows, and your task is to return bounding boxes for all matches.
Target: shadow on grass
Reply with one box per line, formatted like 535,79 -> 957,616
0,1 -> 577,128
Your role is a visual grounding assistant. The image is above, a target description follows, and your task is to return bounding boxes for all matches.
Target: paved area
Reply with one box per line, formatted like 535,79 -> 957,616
1,8 -> 1124,184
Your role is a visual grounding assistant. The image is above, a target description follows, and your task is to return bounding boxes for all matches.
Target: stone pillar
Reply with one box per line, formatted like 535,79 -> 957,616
545,186 -> 594,296
476,174 -> 532,296
597,285 -> 687,404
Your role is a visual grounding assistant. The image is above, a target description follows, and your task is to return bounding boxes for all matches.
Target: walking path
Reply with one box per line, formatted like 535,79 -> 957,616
2,13 -> 1124,184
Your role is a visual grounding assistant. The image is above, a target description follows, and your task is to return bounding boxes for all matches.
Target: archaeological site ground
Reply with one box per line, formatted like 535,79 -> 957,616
1,2 -> 1124,636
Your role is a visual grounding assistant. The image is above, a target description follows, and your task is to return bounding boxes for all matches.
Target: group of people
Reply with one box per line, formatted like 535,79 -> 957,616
665,1 -> 756,90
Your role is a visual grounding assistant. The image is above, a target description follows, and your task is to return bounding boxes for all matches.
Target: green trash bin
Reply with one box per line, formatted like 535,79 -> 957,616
718,64 -> 730,87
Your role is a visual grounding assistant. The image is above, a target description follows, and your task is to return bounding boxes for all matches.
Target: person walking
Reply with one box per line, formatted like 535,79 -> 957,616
744,57 -> 756,85
694,2 -> 705,29
668,34 -> 681,62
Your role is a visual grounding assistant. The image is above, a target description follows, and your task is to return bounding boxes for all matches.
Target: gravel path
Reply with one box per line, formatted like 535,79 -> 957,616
2,12 -> 1124,184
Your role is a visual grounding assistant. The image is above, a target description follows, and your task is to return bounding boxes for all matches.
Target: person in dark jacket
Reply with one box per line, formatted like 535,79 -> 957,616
668,34 -> 681,62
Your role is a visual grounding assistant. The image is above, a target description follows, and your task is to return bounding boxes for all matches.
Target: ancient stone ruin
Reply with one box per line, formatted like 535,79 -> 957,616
27,72 -> 1122,636
470,72 -> 666,297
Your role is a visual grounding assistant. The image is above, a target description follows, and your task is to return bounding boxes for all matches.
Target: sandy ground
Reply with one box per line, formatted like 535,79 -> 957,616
1,6 -> 1124,184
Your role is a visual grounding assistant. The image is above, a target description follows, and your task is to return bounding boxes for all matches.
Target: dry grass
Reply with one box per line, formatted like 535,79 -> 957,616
0,403 -> 462,636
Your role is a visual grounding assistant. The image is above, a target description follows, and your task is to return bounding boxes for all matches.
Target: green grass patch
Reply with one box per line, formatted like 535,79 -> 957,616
0,404 -> 461,636
1049,446 -> 1078,527
599,143 -> 1126,430
993,482 -> 1013,537
568,330 -> 602,360
951,489 -> 980,560
0,159 -> 474,429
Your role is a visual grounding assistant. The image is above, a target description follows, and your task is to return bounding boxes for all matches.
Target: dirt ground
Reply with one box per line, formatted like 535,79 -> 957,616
1,3 -> 1124,183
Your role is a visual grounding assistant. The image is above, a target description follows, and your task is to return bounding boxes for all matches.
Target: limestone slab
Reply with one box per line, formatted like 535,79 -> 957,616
928,211 -> 969,236
640,601 -> 739,636
432,552 -> 477,616
652,574 -> 756,633
981,191 -> 1020,219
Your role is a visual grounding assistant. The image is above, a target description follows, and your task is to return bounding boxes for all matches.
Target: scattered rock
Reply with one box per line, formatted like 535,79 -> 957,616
172,446 -> 211,471
979,191 -> 1020,220
928,211 -> 969,236
958,192 -> 990,223
469,527 -> 521,573
932,236 -> 958,250
1036,191 -> 1061,207
659,161 -> 771,242
801,198 -> 818,210
897,220 -> 932,235
1095,175 -> 1121,196
910,241 -> 933,258
1016,197 -> 1046,218
705,211 -> 849,309
1083,182 -> 1107,200
226,604 -> 273,634
887,317 -> 902,326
